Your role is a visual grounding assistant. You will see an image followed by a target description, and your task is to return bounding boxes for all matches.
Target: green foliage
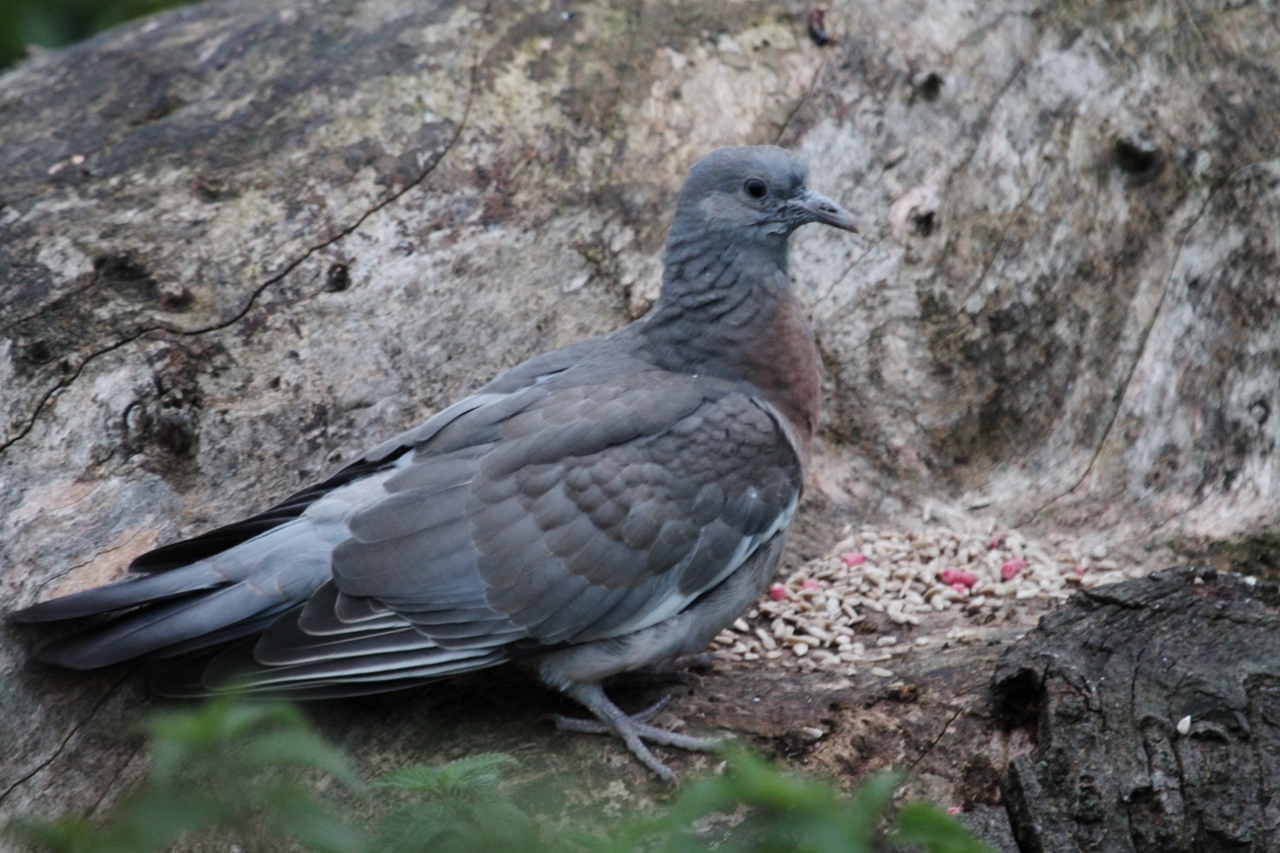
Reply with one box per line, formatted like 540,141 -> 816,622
7,694 -> 365,853
377,753 -> 519,795
6,695 -> 994,853
616,749 -> 899,853
895,803 -> 996,853
0,0 -> 193,72
374,753 -> 557,853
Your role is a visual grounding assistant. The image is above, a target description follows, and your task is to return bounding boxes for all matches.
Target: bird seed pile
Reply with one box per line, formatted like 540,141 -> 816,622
711,520 -> 1152,679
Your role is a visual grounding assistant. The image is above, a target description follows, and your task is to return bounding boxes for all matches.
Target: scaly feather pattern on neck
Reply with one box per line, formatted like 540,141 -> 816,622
638,232 -> 822,465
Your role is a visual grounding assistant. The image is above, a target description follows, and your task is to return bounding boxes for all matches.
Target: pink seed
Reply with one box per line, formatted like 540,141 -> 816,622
1001,557 -> 1026,580
801,578 -> 819,590
947,806 -> 961,815
769,584 -> 787,601
841,552 -> 866,567
950,582 -> 968,595
1075,566 -> 1086,575
989,535 -> 1005,550
941,568 -> 977,588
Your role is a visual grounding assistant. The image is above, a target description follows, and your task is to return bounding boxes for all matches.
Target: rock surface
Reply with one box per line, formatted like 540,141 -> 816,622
2,0 -> 1278,846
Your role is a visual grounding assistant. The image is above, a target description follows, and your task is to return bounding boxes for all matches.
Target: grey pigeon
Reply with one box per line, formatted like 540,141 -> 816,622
10,145 -> 857,782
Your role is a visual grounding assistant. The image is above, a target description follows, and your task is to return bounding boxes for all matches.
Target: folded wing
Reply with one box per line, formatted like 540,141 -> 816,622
16,368 -> 803,696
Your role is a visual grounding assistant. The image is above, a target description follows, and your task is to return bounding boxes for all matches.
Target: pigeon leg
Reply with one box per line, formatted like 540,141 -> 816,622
551,692 -> 673,733
556,682 -> 722,783
621,653 -> 718,688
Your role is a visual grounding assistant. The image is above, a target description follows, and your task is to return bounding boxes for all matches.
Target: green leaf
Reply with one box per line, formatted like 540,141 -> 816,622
376,753 -> 518,794
260,787 -> 371,853
5,815 -> 94,853
842,770 -> 901,837
139,692 -> 307,779
239,727 -> 362,787
894,803 -> 995,853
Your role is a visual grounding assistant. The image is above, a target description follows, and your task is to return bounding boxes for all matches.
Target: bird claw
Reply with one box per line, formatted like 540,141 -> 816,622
559,682 -> 724,784
550,693 -> 673,733
551,695 -> 723,750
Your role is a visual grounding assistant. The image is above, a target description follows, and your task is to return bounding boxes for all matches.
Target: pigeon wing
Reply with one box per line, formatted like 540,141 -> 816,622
468,375 -> 803,647
234,371 -> 802,688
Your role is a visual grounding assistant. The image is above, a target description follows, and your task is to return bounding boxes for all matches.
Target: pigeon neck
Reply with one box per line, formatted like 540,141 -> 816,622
641,235 -> 822,460
655,231 -> 788,316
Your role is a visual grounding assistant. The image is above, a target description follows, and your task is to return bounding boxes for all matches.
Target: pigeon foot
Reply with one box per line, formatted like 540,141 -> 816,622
557,682 -> 722,783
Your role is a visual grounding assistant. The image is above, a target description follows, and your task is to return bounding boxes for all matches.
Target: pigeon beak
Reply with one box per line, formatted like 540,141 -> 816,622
795,189 -> 859,233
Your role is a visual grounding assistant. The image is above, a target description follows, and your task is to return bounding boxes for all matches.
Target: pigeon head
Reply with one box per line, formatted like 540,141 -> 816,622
646,146 -> 856,400
668,145 -> 858,244
658,146 -> 857,302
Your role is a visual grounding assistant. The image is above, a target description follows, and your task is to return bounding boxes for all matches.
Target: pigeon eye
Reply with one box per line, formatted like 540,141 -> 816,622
744,178 -> 768,199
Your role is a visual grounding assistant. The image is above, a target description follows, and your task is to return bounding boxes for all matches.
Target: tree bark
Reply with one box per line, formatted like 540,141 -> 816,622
995,568 -> 1280,853
1,0 -> 1278,845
